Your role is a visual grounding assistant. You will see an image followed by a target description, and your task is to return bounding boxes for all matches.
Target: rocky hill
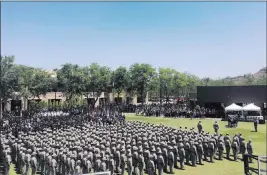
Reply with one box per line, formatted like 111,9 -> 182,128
223,67 -> 266,84
254,67 -> 267,78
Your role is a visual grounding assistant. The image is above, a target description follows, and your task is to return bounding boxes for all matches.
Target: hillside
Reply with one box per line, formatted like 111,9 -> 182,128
224,67 -> 266,83
254,67 -> 267,78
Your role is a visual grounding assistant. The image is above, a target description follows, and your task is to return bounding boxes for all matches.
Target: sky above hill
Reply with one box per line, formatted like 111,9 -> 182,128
1,2 -> 266,78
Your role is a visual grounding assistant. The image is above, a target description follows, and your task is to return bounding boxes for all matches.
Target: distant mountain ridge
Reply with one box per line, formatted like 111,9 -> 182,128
254,67 -> 267,78
224,67 -> 266,82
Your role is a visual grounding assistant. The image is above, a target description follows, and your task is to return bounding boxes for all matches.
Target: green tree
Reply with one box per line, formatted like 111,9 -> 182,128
173,71 -> 188,97
129,63 -> 155,104
86,63 -> 112,108
185,73 -> 199,93
125,71 -> 136,103
112,66 -> 128,102
243,73 -> 255,85
31,68 -> 55,99
149,74 -> 160,102
159,68 -> 177,103
14,65 -> 36,110
0,56 -> 19,118
57,64 -> 85,104
255,74 -> 267,85
221,77 -> 236,86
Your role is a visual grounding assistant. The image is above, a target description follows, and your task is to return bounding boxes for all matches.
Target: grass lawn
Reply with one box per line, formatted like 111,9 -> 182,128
9,164 -> 18,175
126,113 -> 267,175
8,114 -> 266,175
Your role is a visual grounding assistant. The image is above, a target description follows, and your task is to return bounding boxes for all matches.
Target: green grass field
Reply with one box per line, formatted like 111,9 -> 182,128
126,113 -> 267,175
8,114 -> 266,175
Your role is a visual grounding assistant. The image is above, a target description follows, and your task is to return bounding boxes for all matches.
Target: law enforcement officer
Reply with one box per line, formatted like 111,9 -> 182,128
203,139 -> 208,161
208,140 -> 214,163
217,139 -> 224,160
100,157 -> 107,172
120,148 -> 126,175
213,121 -> 219,134
197,140 -> 204,165
178,141 -> 185,170
132,146 -> 139,175
51,154 -> 57,175
161,143 -> 168,173
197,121 -> 203,134
253,118 -> 259,132
232,140 -> 239,161
147,155 -> 155,175
168,146 -> 174,174
25,149 -> 32,175
109,154 -> 115,175
247,139 -> 253,163
31,152 -> 38,175
127,153 -> 133,175
240,137 -> 246,161
184,141 -> 190,165
191,142 -> 197,166
138,149 -> 145,175
156,149 -> 164,175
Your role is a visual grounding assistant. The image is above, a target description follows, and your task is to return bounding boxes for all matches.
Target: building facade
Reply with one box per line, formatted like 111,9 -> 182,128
197,85 -> 267,109
4,91 -> 138,111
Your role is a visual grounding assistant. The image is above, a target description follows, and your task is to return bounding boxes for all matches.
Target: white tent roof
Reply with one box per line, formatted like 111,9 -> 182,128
225,103 -> 243,111
243,103 -> 261,111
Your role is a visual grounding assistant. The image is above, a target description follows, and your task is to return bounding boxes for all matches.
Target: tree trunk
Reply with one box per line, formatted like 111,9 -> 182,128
54,91 -> 57,108
24,96 -> 28,111
69,94 -> 73,108
160,85 -> 162,105
93,97 -> 98,108
0,98 -> 2,120
86,93 -> 89,116
92,96 -> 98,121
141,89 -> 144,106
165,88 -> 168,104
117,92 -> 121,104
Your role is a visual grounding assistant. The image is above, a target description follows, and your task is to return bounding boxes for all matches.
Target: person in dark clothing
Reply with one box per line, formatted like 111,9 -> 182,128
253,118 -> 259,132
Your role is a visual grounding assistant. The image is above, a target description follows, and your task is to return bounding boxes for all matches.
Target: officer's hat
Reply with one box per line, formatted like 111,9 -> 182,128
133,146 -> 138,151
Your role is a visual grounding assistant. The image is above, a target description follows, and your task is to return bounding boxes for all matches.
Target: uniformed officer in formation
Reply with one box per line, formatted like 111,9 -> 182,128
247,139 -> 253,163
1,111 -> 255,175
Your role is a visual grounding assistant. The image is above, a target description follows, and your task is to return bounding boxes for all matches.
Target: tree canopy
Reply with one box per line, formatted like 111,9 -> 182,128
0,55 -> 266,117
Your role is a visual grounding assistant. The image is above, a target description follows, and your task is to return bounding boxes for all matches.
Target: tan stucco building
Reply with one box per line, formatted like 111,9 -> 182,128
4,91 -> 137,111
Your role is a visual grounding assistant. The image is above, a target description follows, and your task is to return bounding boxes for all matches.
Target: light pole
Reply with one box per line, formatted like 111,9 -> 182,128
87,70 -> 91,112
165,82 -> 168,104
159,76 -> 162,105
67,70 -> 73,108
112,81 -> 115,104
112,72 -> 115,104
0,56 -> 2,120
51,76 -> 58,109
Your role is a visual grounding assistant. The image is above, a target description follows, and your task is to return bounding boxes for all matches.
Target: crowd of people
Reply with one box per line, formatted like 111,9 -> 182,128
0,104 -> 254,175
135,103 -> 220,119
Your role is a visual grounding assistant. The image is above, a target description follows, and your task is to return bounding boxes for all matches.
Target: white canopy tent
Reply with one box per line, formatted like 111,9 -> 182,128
225,103 -> 243,111
243,103 -> 261,111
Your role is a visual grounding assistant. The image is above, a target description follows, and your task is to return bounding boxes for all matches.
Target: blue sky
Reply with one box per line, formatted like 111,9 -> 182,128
1,2 -> 266,78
